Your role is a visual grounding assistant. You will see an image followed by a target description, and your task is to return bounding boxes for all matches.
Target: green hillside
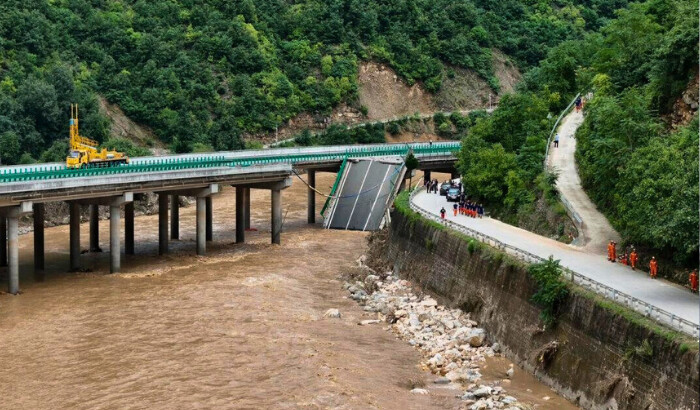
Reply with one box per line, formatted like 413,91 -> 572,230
0,0 -> 627,163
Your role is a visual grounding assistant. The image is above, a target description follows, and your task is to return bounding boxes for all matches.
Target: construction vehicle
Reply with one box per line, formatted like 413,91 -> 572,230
66,104 -> 129,169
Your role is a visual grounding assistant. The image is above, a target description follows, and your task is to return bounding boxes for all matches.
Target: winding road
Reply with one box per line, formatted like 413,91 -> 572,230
412,110 -> 699,330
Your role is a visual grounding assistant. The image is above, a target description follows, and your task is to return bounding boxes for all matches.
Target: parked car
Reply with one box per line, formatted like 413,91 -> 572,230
447,187 -> 461,202
439,182 -> 452,196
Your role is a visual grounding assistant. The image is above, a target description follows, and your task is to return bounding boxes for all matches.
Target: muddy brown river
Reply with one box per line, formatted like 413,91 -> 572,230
0,173 -> 574,409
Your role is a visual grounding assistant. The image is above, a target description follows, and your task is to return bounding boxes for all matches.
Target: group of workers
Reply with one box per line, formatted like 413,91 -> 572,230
454,199 -> 483,218
425,179 -> 440,194
607,240 -> 699,292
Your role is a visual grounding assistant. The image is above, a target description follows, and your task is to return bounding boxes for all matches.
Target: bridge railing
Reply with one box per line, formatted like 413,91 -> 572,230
408,187 -> 699,337
0,142 -> 460,184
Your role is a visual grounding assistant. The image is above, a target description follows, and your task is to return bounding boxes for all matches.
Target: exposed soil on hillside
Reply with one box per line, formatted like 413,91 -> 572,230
435,50 -> 521,111
98,97 -> 162,150
358,62 -> 437,120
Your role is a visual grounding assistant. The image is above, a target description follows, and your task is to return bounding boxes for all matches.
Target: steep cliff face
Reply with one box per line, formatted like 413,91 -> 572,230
367,210 -> 699,410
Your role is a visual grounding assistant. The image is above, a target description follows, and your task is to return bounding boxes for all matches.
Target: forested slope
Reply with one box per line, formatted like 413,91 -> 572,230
0,0 -> 627,163
457,0 -> 698,272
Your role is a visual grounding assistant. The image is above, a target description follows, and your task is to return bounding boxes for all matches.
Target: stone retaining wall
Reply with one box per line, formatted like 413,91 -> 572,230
368,209 -> 699,409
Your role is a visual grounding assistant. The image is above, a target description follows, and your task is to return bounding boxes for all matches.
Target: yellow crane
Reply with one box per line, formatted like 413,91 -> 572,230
66,103 -> 129,169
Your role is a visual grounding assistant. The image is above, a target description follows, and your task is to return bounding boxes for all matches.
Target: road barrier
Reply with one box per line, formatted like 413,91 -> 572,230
0,142 -> 460,184
408,187 -> 699,337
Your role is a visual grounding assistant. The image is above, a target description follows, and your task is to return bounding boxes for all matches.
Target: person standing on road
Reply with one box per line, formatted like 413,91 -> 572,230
453,202 -> 458,216
477,203 -> 484,218
554,133 -> 560,148
649,257 -> 658,279
575,96 -> 582,112
689,269 -> 698,293
607,241 -> 614,262
611,241 -> 617,262
440,207 -> 446,219
629,249 -> 639,270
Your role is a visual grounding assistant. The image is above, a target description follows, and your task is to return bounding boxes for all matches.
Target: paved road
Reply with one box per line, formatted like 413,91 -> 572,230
547,111 -> 621,254
413,190 -> 700,325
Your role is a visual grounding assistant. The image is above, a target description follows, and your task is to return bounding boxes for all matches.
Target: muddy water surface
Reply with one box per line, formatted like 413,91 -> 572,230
0,173 -> 573,409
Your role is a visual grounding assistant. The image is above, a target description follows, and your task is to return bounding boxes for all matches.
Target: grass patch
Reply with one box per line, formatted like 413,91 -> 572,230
573,285 -> 698,350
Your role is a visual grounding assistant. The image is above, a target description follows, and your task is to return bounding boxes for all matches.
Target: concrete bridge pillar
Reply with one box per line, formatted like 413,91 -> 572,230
206,196 -> 213,242
89,204 -> 101,252
424,170 -> 431,183
196,196 -> 206,255
244,188 -> 251,229
0,217 -> 7,267
236,187 -> 246,244
125,202 -> 134,255
307,170 -> 316,224
110,204 -> 120,273
33,203 -> 44,273
451,170 -> 460,180
170,195 -> 179,240
108,193 -> 132,274
69,202 -> 81,271
4,202 -> 32,293
7,213 -> 19,294
271,189 -> 282,245
158,193 -> 168,255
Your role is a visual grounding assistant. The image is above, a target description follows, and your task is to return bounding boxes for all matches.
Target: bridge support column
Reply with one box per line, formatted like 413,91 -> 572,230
89,204 -> 101,252
125,202 -> 134,255
307,170 -> 316,224
424,170 -> 431,183
236,188 -> 245,243
271,189 -> 281,245
110,204 -> 120,273
3,202 -> 31,294
69,202 -> 81,271
244,188 -> 251,229
451,170 -> 460,180
196,196 -> 206,255
158,194 -> 168,255
33,203 -> 44,274
8,213 -> 19,294
170,195 -> 179,240
0,217 -> 7,267
206,196 -> 213,242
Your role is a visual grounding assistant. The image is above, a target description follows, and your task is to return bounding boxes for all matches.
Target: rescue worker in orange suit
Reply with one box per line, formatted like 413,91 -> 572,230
440,207 -> 446,219
453,202 -> 458,216
689,269 -> 698,293
620,253 -> 628,265
649,257 -> 658,279
607,241 -> 614,262
611,241 -> 617,262
629,249 -> 638,270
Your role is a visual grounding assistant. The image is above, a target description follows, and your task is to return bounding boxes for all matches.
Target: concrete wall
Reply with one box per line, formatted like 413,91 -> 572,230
368,209 -> 699,410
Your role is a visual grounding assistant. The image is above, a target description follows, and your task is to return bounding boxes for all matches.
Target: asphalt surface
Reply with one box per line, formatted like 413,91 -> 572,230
326,158 -> 402,230
547,111 -> 621,254
413,190 -> 699,325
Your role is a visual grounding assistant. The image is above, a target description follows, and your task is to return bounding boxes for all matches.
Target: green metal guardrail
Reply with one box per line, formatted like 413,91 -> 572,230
0,143 -> 461,184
